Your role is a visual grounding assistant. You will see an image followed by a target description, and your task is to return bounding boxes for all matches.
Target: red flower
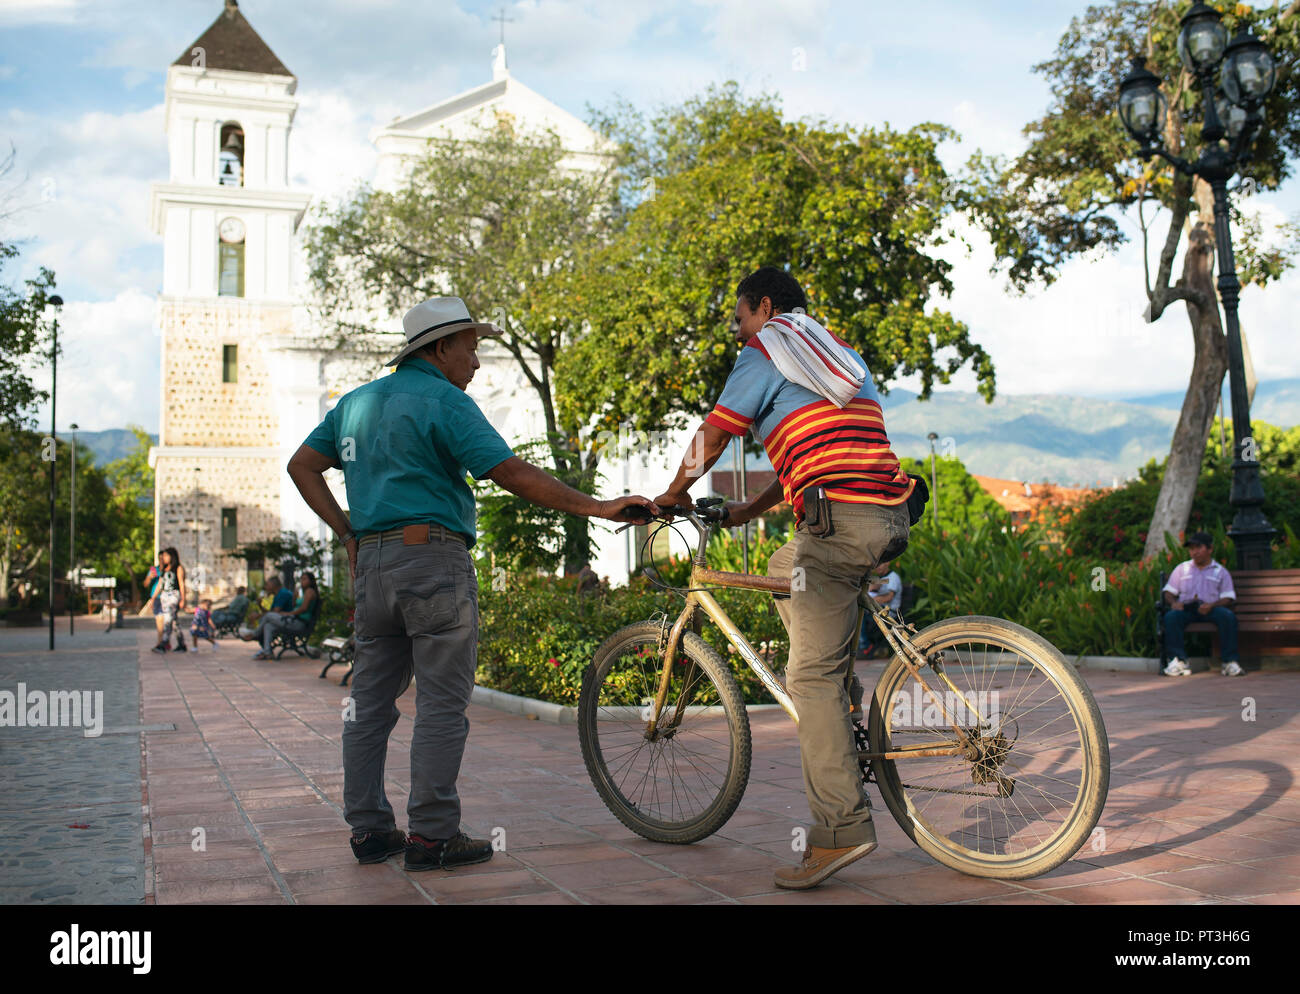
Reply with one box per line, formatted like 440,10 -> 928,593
1124,606 -> 1133,617
549,657 -> 559,667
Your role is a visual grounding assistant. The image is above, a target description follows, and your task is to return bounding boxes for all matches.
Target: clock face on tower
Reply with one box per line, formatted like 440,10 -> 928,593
218,216 -> 245,244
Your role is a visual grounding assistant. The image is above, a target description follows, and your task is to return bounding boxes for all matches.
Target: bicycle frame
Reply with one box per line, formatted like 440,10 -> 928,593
644,510 -> 991,762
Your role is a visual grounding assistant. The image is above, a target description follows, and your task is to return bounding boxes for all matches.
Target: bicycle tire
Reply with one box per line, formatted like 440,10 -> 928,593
867,615 -> 1109,879
578,621 -> 751,844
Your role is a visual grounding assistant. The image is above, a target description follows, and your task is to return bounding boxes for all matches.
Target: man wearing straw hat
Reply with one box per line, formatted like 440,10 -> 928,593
288,296 -> 658,871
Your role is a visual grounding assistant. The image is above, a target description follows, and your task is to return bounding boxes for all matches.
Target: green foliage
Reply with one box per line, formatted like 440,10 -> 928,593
93,426 -> 155,600
0,238 -> 57,430
900,520 -> 1180,658
0,427 -> 130,607
234,530 -> 333,574
311,581 -> 354,643
475,524 -> 795,706
1065,419 -> 1300,562
897,456 -> 1008,536
303,118 -> 621,569
964,0 -> 1300,294
557,83 -> 996,441
473,436 -> 601,574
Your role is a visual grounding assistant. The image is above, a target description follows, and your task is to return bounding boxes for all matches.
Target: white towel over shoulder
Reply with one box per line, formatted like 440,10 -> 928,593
756,312 -> 867,408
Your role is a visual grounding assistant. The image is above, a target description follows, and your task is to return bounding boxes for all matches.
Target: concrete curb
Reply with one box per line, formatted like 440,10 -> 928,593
470,684 -> 788,725
1071,655 -> 1162,674
1071,655 -> 1225,674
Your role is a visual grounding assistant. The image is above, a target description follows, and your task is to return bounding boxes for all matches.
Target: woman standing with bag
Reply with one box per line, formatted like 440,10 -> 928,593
140,553 -> 166,642
151,547 -> 188,654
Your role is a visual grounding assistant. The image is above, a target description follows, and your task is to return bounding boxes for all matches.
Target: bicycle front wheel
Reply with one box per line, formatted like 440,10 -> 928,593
867,615 -> 1109,879
578,621 -> 751,844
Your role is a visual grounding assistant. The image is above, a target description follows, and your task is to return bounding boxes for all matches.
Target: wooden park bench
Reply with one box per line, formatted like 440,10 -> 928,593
1157,568 -> 1300,668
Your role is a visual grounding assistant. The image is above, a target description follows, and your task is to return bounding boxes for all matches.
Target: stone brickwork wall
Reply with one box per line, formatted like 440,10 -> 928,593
155,453 -> 281,600
155,297 -> 293,600
159,298 -> 291,446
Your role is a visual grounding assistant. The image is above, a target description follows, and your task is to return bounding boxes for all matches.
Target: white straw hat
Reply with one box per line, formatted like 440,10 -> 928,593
385,297 -> 503,366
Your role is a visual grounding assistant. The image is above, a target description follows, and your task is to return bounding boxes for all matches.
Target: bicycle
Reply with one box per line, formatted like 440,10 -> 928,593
578,498 -> 1110,879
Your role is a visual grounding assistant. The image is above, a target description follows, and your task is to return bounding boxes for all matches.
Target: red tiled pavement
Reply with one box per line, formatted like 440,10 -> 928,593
137,632 -> 1300,904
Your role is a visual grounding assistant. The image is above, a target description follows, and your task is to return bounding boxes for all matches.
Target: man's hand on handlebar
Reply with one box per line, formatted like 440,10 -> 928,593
649,491 -> 731,524
600,496 -> 662,523
722,501 -> 751,527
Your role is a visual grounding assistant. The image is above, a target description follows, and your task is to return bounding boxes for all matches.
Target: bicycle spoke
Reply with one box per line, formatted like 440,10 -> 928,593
881,630 -> 1091,864
587,633 -> 738,828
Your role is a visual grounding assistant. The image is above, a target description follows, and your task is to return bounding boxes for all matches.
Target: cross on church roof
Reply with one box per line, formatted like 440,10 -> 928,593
493,7 -> 514,46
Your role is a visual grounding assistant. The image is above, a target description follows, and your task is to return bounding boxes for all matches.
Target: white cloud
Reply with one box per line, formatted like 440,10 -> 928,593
0,0 -> 81,25
4,103 -> 165,299
26,288 -> 159,432
903,197 -> 1300,401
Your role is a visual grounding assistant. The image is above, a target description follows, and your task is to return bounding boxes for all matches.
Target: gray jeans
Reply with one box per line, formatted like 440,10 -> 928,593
344,536 -> 478,841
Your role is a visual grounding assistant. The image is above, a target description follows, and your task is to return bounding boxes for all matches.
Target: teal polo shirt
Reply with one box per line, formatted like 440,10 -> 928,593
302,358 -> 515,547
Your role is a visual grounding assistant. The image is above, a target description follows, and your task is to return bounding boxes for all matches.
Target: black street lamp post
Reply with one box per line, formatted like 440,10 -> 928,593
1117,2 -> 1278,570
926,432 -> 939,530
46,295 -> 63,650
70,422 -> 77,636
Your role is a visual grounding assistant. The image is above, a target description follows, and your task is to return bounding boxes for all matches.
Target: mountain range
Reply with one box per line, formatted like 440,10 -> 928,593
73,378 -> 1298,490
722,378 -> 1300,488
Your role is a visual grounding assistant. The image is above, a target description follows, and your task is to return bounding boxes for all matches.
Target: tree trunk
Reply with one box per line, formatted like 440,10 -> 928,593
1142,183 -> 1229,560
560,442 -> 600,575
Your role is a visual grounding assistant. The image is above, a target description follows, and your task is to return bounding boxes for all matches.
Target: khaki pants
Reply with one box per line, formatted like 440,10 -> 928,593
767,501 -> 909,849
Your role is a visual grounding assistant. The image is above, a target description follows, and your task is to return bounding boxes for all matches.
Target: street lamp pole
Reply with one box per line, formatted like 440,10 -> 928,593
926,432 -> 939,530
1117,4 -> 1278,569
194,466 -> 201,581
70,422 -> 77,636
47,295 -> 63,651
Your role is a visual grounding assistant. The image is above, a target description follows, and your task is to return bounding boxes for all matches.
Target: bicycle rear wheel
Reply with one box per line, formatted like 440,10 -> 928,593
578,621 -> 751,844
867,615 -> 1109,879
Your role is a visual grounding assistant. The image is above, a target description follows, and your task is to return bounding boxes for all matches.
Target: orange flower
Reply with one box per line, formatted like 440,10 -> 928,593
1124,606 -> 1133,617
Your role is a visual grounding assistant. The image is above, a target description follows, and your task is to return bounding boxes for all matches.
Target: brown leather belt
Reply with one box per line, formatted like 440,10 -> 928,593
358,523 -> 466,548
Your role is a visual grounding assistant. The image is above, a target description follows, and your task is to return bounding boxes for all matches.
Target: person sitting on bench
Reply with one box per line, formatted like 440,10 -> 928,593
857,561 -> 902,659
212,586 -> 250,630
1162,531 -> 1242,678
241,573 -> 319,659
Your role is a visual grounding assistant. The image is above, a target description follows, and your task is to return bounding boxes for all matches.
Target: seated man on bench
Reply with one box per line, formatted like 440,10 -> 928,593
212,586 -> 251,636
1162,531 -> 1243,678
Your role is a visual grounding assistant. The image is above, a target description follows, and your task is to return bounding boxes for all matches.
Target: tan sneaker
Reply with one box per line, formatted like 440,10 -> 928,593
774,829 -> 877,891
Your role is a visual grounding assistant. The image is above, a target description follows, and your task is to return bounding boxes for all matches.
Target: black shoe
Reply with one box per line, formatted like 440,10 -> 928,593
173,644 -> 187,653
349,828 -> 407,864
151,642 -> 169,654
404,831 -> 493,871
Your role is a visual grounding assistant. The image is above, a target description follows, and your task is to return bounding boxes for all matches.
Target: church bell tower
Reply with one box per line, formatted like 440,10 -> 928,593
148,1 -> 312,596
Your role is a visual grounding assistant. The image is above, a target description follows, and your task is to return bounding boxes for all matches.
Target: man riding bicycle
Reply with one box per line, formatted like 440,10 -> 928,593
655,266 -> 913,890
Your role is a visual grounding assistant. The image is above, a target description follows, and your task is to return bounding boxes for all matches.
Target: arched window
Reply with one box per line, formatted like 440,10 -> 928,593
218,216 -> 245,297
218,122 -> 244,187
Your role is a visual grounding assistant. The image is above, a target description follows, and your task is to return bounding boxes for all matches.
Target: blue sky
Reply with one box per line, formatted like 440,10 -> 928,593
1,0 -> 1296,431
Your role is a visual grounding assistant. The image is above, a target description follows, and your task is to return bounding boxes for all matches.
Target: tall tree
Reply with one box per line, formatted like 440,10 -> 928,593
554,84 -> 996,445
0,242 -> 56,431
0,429 -> 47,606
302,117 -> 619,571
0,430 -> 115,609
963,0 -> 1300,560
97,426 -> 156,602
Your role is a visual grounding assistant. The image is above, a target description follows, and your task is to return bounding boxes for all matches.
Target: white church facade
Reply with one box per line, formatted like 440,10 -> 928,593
148,1 -> 700,598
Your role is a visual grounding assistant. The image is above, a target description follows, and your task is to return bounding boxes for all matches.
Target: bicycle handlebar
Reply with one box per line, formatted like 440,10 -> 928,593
615,499 -> 730,534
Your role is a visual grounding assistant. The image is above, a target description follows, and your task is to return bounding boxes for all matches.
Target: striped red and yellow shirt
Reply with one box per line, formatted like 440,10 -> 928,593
705,335 -> 913,521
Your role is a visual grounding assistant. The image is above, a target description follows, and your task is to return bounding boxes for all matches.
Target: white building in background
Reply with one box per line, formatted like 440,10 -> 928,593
147,0 -> 319,596
148,2 -> 699,596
